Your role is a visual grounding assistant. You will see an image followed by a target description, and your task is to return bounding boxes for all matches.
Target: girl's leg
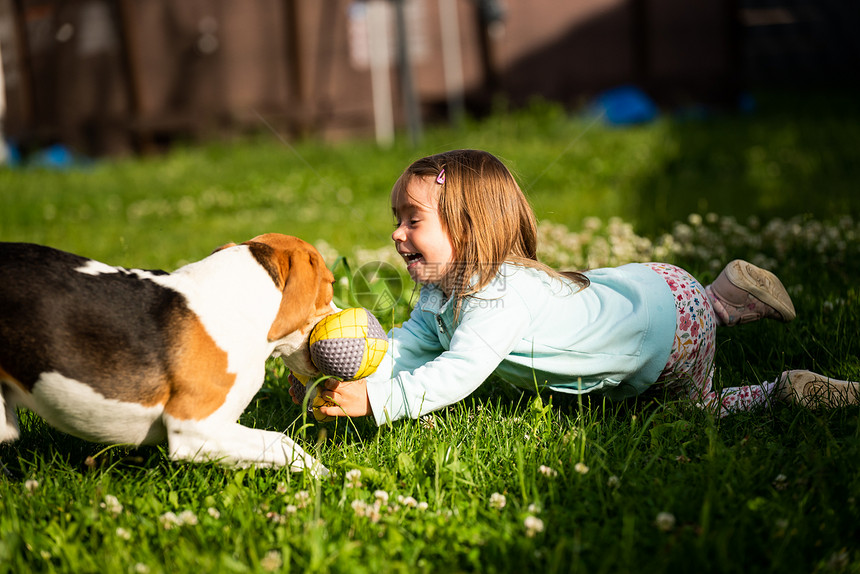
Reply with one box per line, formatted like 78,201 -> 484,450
645,263 -> 780,417
700,377 -> 780,415
705,260 -> 795,326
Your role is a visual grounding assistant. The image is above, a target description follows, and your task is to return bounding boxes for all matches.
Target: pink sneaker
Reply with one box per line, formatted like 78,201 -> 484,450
706,260 -> 796,326
777,370 -> 860,408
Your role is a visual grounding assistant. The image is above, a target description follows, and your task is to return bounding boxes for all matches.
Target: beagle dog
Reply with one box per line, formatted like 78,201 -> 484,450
0,234 -> 334,476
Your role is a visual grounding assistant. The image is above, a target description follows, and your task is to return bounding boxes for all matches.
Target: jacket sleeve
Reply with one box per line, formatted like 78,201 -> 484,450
370,302 -> 445,380
365,284 -> 533,426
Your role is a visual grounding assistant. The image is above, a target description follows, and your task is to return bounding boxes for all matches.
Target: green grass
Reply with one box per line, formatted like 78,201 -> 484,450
2,90 -> 860,573
2,91 -> 858,268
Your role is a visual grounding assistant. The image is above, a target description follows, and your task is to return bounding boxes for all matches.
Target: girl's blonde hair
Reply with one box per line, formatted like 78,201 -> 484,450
391,149 -> 588,315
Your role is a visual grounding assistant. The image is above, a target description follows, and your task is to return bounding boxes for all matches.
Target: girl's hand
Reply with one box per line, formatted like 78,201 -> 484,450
319,378 -> 372,417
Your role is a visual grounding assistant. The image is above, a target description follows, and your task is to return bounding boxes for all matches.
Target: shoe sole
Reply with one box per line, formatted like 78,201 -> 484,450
785,371 -> 860,408
725,260 -> 796,322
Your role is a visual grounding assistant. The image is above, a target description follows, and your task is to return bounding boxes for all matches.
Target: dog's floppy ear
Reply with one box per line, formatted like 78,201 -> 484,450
268,247 -> 334,342
244,234 -> 332,341
267,249 -> 318,341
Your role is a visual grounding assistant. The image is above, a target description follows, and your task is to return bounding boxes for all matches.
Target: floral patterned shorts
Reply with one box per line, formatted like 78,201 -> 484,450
643,262 -> 717,399
643,263 -> 779,414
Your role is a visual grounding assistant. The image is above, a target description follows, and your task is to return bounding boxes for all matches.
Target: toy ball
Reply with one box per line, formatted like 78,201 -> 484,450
309,307 -> 388,381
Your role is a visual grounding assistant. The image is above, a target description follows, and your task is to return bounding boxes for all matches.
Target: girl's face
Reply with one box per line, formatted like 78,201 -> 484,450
391,176 -> 455,290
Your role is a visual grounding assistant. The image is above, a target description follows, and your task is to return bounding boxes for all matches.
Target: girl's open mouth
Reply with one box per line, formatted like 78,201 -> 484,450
404,252 -> 423,269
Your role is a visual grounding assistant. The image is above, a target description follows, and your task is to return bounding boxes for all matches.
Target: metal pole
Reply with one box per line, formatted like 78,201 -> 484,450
438,0 -> 464,127
367,0 -> 394,146
393,0 -> 422,146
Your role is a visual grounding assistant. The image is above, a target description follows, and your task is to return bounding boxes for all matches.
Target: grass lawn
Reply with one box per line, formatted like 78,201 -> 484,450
1,90 -> 859,573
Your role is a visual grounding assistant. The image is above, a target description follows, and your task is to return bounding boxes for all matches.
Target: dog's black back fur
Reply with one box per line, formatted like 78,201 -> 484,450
0,243 -> 188,404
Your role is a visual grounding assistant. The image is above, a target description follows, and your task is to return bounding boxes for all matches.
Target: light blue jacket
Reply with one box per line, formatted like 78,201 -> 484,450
365,263 -> 677,426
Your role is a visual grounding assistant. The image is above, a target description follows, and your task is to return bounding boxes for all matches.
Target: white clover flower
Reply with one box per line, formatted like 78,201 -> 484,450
607,475 -> 620,488
134,564 -> 150,574
345,469 -> 362,488
401,496 -> 418,508
527,503 -> 541,514
276,483 -> 288,495
207,507 -> 221,519
368,504 -> 383,523
177,510 -> 198,526
655,512 -> 676,532
574,462 -> 590,475
772,474 -> 788,490
538,465 -> 558,478
417,501 -> 429,511
265,512 -> 287,524
260,550 -> 283,572
351,499 -> 368,517
294,490 -> 311,508
160,510 -> 199,528
285,504 -> 298,515
100,494 -> 123,516
373,490 -> 389,505
524,515 -> 545,538
489,492 -> 506,510
24,479 -> 39,493
583,217 -> 602,231
116,527 -> 131,540
159,512 -> 180,530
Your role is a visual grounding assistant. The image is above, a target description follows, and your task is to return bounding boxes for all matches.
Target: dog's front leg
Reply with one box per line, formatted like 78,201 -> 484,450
164,417 -> 329,477
0,383 -> 21,443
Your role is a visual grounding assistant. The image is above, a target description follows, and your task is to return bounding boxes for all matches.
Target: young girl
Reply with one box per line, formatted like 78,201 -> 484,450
303,149 -> 859,423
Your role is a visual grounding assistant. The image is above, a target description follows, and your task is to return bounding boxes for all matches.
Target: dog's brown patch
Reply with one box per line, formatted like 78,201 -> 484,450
137,374 -> 171,407
163,314 -> 236,421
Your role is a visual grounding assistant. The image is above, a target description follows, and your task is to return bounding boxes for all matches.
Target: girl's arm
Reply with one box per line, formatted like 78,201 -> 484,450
364,286 -> 532,425
319,294 -> 446,418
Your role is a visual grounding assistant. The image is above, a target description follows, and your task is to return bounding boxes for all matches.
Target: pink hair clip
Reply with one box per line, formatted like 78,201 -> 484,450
435,169 -> 446,185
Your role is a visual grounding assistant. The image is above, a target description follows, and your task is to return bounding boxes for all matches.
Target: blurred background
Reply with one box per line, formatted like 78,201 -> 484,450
1,0 -> 857,161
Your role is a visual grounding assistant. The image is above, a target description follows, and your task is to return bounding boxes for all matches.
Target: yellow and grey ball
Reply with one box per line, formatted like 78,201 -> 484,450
291,308 -> 388,422
309,308 -> 388,381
